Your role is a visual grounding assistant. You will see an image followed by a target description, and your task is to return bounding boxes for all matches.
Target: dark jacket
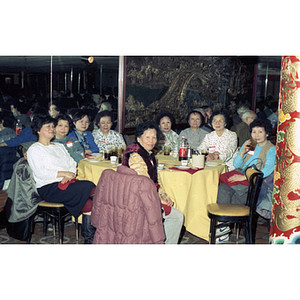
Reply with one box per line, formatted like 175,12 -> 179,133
91,165 -> 165,244
5,158 -> 42,223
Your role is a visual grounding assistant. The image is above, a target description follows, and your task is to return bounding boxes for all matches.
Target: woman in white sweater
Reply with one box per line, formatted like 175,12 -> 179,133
27,115 -> 96,243
198,110 -> 238,171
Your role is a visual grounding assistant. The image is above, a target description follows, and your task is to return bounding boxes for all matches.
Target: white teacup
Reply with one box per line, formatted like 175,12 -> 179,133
110,155 -> 117,164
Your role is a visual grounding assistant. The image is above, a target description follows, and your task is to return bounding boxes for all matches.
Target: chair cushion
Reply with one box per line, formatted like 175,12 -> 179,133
38,201 -> 65,208
207,203 -> 250,217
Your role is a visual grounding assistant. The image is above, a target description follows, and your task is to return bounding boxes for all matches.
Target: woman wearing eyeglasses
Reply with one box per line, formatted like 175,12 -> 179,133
197,110 -> 238,171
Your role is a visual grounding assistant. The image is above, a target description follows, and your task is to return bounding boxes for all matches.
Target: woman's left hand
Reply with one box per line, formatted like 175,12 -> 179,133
161,195 -> 174,207
228,174 -> 247,183
85,149 -> 92,155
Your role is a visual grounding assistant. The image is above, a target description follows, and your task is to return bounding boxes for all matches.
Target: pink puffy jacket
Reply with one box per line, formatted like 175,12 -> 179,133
91,165 -> 165,244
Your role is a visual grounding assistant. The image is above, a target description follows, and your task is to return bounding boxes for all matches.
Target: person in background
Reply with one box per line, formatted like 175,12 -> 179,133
27,115 -> 96,244
14,102 -> 31,126
194,107 -> 213,132
256,100 -> 267,119
99,101 -> 112,112
53,114 -> 85,163
267,101 -> 278,130
198,110 -> 238,171
0,111 -> 16,143
155,111 -> 179,152
48,101 -> 64,118
0,107 -> 48,148
178,110 -> 207,151
231,110 -> 257,147
122,121 -> 184,244
231,104 -> 249,126
92,110 -> 125,151
68,109 -> 99,155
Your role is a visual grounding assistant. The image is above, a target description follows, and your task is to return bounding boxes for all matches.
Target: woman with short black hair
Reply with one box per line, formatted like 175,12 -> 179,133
122,121 -> 184,244
27,115 -> 96,243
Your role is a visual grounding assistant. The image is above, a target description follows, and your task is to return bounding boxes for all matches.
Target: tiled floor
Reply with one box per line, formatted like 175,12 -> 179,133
0,210 -> 270,244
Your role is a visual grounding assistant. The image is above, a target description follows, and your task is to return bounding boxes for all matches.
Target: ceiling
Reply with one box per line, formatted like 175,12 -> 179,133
0,56 -> 119,73
0,55 -> 282,76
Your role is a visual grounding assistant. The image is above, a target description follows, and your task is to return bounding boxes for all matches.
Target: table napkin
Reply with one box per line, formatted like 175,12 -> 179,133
169,167 -> 204,175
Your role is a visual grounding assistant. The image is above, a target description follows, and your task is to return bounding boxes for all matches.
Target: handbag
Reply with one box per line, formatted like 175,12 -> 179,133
6,214 -> 34,241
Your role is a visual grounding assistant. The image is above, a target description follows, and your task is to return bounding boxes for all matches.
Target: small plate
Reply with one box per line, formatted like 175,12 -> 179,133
86,158 -> 101,162
206,162 -> 221,166
174,165 -> 190,170
90,153 -> 102,157
157,166 -> 165,170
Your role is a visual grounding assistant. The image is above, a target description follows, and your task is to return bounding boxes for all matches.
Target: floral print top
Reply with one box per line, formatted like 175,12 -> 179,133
92,129 -> 126,151
197,128 -> 238,171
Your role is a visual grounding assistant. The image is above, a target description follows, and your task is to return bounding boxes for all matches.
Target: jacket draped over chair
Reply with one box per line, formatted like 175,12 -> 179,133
91,165 -> 165,244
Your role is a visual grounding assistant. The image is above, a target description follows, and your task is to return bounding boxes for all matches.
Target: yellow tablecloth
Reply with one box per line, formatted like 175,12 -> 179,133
77,154 -> 227,241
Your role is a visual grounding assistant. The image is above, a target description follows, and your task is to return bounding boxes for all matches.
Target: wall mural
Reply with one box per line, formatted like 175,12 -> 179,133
125,56 -> 254,127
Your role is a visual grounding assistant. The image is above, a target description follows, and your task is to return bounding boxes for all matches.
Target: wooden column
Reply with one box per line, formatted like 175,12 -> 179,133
270,56 -> 300,244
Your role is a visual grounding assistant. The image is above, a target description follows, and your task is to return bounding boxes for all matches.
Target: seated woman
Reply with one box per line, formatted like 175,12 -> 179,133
198,110 -> 238,171
122,121 -> 184,244
155,111 -> 179,152
92,110 -> 125,151
215,118 -> 276,242
68,109 -> 99,155
178,110 -> 207,151
27,115 -> 96,243
53,113 -> 85,163
0,111 -> 16,143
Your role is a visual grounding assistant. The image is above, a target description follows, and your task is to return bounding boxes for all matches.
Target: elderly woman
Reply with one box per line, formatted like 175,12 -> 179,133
178,110 -> 208,151
53,113 -> 85,163
92,110 -> 125,151
27,115 -> 96,243
122,121 -> 184,244
155,111 -> 179,152
198,110 -> 238,171
215,118 -> 276,242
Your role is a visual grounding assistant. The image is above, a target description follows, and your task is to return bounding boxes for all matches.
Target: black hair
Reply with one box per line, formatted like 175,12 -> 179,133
94,110 -> 114,128
155,111 -> 176,129
187,110 -> 205,126
210,110 -> 230,128
0,110 -> 16,129
72,109 -> 91,123
256,101 -> 265,112
31,115 -> 55,138
55,113 -> 74,133
135,121 -> 162,143
249,118 -> 273,139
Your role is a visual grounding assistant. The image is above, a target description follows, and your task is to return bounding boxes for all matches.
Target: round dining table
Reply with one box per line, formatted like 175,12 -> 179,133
77,154 -> 227,241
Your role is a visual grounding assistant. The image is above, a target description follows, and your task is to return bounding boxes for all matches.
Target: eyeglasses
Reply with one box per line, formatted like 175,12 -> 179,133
212,119 -> 225,123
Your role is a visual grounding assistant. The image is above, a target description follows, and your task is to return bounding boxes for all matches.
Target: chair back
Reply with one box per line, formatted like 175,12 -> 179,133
245,167 -> 264,217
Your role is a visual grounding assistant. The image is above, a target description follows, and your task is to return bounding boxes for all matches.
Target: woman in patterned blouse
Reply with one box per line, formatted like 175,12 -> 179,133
197,110 -> 238,171
155,111 -> 179,152
92,110 -> 126,152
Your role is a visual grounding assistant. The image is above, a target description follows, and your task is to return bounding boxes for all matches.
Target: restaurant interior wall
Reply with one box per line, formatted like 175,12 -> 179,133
124,56 -> 282,129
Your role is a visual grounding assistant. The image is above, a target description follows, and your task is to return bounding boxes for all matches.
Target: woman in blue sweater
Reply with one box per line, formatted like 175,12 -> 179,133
215,118 -> 275,242
68,109 -> 99,155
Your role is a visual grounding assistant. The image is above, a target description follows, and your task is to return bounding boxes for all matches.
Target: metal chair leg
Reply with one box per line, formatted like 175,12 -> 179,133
210,219 -> 216,244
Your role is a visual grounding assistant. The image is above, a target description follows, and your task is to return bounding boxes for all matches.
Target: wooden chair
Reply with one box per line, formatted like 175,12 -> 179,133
207,167 -> 264,244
